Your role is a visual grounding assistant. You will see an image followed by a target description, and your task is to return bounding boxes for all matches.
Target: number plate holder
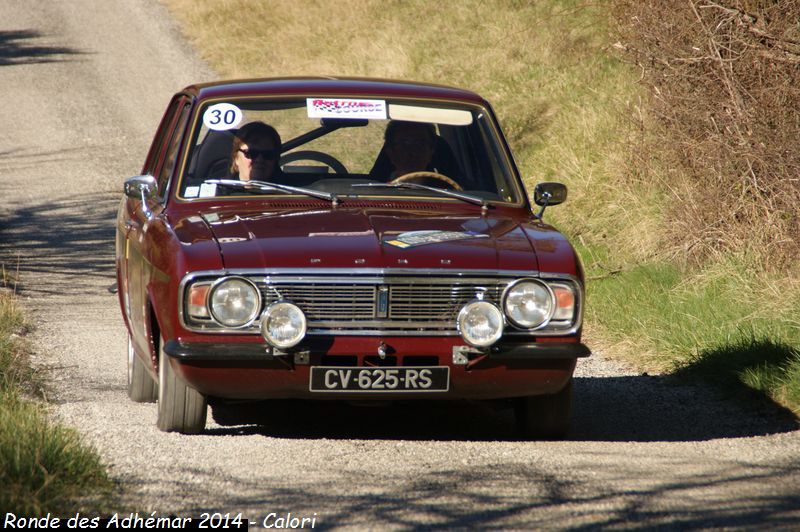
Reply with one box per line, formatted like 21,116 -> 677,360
309,366 -> 449,393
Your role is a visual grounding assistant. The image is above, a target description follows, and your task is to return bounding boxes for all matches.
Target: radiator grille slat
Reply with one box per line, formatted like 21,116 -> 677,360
252,277 -> 510,333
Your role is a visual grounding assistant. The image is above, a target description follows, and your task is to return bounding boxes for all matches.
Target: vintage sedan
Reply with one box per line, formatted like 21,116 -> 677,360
116,77 -> 590,436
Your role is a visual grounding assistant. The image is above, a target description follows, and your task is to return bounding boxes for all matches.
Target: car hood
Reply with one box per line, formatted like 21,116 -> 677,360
188,205 -> 573,273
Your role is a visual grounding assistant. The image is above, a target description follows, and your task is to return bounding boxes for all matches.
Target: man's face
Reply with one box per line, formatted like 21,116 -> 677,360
385,124 -> 434,176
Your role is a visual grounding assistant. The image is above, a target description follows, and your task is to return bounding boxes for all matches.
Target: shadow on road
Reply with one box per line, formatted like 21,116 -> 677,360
208,373 -> 798,442
0,29 -> 84,66
0,192 -> 118,295
174,447 -> 800,530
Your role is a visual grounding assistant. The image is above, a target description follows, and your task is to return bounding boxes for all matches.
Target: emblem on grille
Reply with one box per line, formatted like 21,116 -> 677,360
376,286 -> 389,318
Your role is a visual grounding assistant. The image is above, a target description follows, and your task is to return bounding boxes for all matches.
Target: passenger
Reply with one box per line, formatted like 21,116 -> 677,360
229,121 -> 282,182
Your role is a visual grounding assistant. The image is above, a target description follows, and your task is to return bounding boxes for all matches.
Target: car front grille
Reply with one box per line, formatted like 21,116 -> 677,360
181,269 -> 583,337
257,276 -> 508,334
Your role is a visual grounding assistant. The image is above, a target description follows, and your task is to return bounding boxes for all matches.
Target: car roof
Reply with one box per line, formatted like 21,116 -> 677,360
182,77 -> 488,106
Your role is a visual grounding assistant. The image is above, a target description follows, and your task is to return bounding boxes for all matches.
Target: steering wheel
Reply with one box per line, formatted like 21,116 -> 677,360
279,150 -> 348,174
390,171 -> 463,191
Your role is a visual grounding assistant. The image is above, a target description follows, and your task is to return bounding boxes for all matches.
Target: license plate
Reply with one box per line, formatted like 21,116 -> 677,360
309,366 -> 449,393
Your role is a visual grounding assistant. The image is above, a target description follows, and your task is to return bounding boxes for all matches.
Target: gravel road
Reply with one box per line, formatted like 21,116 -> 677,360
2,0 -> 800,529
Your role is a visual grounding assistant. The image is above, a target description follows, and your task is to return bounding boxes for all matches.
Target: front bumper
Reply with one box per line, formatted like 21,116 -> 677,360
162,336 -> 590,400
163,339 -> 591,361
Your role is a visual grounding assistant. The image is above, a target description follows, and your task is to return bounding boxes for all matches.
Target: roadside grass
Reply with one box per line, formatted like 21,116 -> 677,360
588,260 -> 800,415
0,289 -> 113,514
162,0 -> 800,416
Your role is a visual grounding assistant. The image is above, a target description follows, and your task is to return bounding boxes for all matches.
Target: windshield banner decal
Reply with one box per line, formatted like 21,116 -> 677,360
383,230 -> 489,249
307,98 -> 387,119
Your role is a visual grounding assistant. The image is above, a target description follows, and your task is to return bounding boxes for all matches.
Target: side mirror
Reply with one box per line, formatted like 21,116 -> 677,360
124,175 -> 158,200
533,182 -> 567,219
124,175 -> 158,220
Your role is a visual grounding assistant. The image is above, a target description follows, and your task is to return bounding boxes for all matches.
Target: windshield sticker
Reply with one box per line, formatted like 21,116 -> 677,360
203,103 -> 243,131
198,183 -> 217,198
383,230 -> 489,249
184,186 -> 200,198
307,98 -> 387,120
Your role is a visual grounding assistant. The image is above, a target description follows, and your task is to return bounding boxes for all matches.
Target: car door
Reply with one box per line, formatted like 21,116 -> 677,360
123,96 -> 191,356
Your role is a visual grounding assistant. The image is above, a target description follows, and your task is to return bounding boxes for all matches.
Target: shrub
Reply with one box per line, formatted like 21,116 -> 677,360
613,0 -> 800,268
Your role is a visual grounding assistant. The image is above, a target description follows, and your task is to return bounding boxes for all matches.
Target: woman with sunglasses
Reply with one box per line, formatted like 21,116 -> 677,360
229,121 -> 282,182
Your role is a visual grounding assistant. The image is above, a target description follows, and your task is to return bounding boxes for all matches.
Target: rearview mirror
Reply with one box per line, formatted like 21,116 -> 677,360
533,182 -> 567,219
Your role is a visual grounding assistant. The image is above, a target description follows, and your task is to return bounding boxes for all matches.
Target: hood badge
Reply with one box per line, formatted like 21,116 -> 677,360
383,230 -> 489,249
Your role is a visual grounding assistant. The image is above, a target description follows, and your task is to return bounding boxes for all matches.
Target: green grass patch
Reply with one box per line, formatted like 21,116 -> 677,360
0,294 -> 37,394
675,339 -> 800,402
587,260 -> 800,415
0,393 -> 113,515
0,290 -> 113,515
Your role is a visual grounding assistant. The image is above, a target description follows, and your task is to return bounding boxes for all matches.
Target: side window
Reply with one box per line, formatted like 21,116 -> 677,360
156,102 -> 191,198
143,98 -> 180,176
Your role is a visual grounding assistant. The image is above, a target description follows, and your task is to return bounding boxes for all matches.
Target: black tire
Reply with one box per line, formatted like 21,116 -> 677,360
514,379 -> 573,440
157,340 -> 207,434
127,334 -> 157,403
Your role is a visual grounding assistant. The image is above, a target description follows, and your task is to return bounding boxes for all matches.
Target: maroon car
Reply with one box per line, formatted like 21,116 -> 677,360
116,77 -> 589,436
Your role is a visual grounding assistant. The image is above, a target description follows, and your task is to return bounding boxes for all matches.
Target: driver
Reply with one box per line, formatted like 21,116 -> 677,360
229,121 -> 282,182
383,121 -> 436,179
376,121 -> 461,190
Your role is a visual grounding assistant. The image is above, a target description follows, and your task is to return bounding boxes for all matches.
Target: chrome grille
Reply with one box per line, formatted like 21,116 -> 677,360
388,284 -> 504,321
251,275 -> 513,334
261,284 -> 375,320
180,269 -> 582,337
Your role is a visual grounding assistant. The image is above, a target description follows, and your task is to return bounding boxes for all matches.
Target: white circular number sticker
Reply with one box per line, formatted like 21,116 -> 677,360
202,103 -> 243,131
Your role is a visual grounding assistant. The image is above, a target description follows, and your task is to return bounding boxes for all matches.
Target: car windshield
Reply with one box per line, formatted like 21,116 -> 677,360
177,97 -> 524,204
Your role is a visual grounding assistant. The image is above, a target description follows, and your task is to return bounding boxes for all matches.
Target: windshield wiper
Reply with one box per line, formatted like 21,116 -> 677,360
204,179 -> 339,204
353,182 -> 490,210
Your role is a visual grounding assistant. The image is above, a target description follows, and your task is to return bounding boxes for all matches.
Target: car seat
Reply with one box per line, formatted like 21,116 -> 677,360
186,130 -> 235,184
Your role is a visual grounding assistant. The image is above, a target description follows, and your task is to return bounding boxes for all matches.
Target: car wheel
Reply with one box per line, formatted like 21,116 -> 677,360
157,340 -> 207,434
514,379 -> 572,440
127,334 -> 157,403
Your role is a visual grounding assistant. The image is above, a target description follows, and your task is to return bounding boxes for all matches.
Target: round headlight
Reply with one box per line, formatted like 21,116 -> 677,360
504,279 -> 554,329
457,300 -> 504,348
208,277 -> 261,328
260,301 -> 307,349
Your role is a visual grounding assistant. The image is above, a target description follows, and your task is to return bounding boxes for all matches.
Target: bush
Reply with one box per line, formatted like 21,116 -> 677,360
613,0 -> 800,268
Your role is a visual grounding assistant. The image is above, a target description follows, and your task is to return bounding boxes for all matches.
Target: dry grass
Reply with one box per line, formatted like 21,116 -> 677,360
0,288 -> 112,514
613,0 -> 800,269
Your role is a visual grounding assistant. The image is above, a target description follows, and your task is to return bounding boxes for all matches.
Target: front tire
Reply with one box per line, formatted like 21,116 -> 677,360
514,379 -> 573,440
127,334 -> 157,403
157,340 -> 207,434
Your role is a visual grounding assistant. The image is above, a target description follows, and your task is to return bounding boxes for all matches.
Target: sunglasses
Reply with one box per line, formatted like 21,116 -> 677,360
239,148 -> 278,160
